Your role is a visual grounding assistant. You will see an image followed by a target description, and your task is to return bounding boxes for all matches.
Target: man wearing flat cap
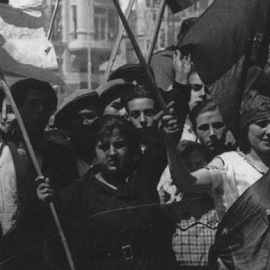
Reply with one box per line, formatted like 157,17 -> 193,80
98,79 -> 136,117
54,89 -> 100,177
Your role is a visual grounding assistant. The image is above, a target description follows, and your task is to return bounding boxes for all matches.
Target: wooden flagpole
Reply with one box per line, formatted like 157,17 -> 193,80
112,0 -> 166,108
102,0 -> 136,85
112,0 -> 188,192
0,1 -> 75,269
0,72 -> 76,270
146,0 -> 167,64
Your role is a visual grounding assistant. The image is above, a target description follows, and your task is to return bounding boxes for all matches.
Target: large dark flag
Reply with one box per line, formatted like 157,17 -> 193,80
180,0 -> 270,137
209,170 -> 270,270
167,0 -> 200,14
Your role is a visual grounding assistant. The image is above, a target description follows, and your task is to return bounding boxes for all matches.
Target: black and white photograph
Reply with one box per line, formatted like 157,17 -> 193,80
0,0 -> 270,269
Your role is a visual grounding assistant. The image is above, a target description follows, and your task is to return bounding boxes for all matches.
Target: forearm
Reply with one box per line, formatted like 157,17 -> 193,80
163,134 -> 212,194
169,81 -> 191,137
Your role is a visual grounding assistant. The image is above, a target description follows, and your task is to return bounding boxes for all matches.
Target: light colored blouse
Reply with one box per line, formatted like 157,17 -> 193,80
206,151 -> 264,219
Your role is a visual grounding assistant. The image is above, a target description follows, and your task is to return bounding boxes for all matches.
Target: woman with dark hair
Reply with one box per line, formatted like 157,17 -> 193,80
37,114 -> 178,270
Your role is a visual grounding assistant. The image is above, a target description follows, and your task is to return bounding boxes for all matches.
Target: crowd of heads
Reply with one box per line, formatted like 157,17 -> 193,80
2,15 -> 270,270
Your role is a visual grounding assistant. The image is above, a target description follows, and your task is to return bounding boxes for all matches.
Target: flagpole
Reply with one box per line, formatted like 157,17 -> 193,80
101,0 -> 136,85
112,0 -> 166,108
113,0 -> 186,193
146,0 -> 167,64
0,72 -> 76,270
47,0 -> 61,40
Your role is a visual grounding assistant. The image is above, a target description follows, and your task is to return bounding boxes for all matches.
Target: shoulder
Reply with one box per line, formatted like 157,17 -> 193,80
151,48 -> 173,62
208,151 -> 240,169
60,171 -> 93,200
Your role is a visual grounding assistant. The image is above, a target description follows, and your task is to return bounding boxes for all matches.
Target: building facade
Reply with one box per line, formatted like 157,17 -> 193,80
47,0 -> 213,93
48,0 -> 119,92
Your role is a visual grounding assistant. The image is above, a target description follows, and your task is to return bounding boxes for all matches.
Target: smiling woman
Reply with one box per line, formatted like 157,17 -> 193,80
170,89 -> 270,220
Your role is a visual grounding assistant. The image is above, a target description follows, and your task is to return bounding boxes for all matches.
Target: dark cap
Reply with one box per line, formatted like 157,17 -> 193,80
109,64 -> 146,85
240,89 -> 270,128
54,89 -> 99,129
98,80 -> 136,112
10,78 -> 57,110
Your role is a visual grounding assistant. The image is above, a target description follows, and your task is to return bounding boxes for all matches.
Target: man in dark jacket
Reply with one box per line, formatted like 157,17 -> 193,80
0,78 -> 57,269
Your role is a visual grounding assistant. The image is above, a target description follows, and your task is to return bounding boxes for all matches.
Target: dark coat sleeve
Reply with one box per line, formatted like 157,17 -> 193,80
167,81 -> 191,138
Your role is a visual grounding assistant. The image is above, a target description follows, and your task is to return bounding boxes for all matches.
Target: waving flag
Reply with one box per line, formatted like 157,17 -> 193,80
209,170 -> 270,270
167,0 -> 200,14
0,0 -> 64,86
180,0 -> 270,137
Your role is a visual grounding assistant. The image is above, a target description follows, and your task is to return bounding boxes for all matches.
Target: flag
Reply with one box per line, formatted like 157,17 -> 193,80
180,0 -> 270,137
167,0 -> 200,14
209,170 -> 270,270
0,0 -> 65,86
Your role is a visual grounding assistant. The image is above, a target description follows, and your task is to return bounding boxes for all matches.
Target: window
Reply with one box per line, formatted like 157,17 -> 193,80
159,28 -> 165,48
146,0 -> 161,8
126,44 -> 135,63
108,9 -> 118,40
71,5 -> 77,39
94,7 -> 119,41
152,12 -> 157,21
152,0 -> 160,7
94,7 -> 106,40
52,17 -> 62,41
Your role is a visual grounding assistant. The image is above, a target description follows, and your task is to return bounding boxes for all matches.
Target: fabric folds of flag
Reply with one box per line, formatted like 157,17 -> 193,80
167,0 -> 200,14
180,0 -> 270,137
0,0 -> 64,86
209,170 -> 270,270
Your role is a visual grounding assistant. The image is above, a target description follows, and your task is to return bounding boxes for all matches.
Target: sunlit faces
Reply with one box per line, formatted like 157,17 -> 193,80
195,108 -> 227,152
188,72 -> 207,110
127,98 -> 156,129
19,89 -> 56,134
95,128 -> 128,172
248,120 -> 270,154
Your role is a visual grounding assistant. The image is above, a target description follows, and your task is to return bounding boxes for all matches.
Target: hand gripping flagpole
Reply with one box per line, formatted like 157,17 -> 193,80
0,72 -> 76,270
146,0 -> 167,64
0,1 -> 76,268
102,0 -> 136,85
112,0 -> 188,190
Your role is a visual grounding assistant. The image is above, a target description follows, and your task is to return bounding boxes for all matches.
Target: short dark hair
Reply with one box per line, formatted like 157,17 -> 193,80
178,140 -> 211,164
10,78 -> 57,110
121,85 -> 158,113
190,99 -> 219,129
93,115 -> 141,162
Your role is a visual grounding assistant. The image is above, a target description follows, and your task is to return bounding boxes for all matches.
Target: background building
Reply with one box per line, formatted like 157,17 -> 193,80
46,0 -> 213,100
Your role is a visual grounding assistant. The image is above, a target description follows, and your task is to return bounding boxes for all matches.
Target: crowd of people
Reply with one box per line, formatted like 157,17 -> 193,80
0,16 -> 270,270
